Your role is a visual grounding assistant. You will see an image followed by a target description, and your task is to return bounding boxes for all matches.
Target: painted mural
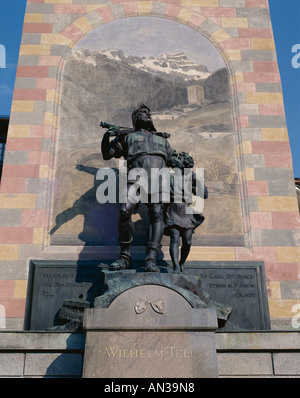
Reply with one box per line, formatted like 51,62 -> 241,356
50,17 -> 244,247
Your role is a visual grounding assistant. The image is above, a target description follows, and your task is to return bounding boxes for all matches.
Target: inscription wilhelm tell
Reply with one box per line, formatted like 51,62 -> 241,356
103,345 -> 194,359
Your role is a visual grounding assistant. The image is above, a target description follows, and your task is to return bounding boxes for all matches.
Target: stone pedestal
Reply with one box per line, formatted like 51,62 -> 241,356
82,284 -> 219,378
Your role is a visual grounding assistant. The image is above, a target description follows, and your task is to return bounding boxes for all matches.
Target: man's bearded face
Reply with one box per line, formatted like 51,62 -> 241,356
135,106 -> 152,124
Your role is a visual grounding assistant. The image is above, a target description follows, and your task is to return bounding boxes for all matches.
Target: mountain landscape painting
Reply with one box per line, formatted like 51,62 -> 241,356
50,17 -> 244,248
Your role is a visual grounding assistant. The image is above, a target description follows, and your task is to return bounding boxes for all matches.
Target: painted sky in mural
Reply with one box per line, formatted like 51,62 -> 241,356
75,17 -> 225,73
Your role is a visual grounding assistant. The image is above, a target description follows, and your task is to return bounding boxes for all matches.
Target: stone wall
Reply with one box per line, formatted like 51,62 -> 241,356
0,0 -> 299,331
0,332 -> 299,377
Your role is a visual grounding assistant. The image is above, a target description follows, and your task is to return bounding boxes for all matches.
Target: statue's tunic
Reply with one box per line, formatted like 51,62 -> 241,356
102,130 -> 177,201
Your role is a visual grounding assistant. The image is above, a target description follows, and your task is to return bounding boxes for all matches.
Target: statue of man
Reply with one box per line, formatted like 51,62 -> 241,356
101,104 -> 177,272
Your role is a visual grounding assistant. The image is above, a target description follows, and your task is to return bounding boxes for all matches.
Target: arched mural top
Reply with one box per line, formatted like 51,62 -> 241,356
57,3 -> 234,74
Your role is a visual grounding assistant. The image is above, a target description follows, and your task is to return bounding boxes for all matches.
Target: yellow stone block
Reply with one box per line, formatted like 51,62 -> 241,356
261,128 -> 289,141
268,281 -> 281,299
46,89 -> 56,103
33,228 -> 45,245
245,167 -> 255,181
41,33 -> 73,46
187,247 -> 235,261
11,101 -> 34,113
0,245 -> 18,261
87,5 -> 103,13
226,50 -> 242,61
177,8 -> 194,22
246,92 -> 283,104
234,72 -> 244,82
251,38 -> 275,50
138,1 -> 152,14
0,194 -> 36,209
24,13 -> 43,23
242,141 -> 252,154
19,45 -> 51,56
258,196 -> 299,212
44,112 -> 58,128
269,299 -> 300,319
15,280 -> 28,299
8,125 -> 31,137
74,17 -> 93,34
276,247 -> 300,263
39,165 -> 52,179
211,28 -> 231,43
221,18 -> 248,28
182,0 -> 218,6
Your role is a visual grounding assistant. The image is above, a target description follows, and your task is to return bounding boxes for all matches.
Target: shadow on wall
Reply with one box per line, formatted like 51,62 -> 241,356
50,164 -> 149,246
44,334 -> 85,378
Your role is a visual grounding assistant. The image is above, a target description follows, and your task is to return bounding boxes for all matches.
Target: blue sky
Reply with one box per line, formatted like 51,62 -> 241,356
0,0 -> 299,176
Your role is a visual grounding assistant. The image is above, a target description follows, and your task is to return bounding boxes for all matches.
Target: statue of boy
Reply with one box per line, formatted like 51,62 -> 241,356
101,104 -> 178,272
164,152 -> 208,274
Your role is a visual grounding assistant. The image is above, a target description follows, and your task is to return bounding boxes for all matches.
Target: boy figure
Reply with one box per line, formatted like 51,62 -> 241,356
101,104 -> 177,272
164,152 -> 208,274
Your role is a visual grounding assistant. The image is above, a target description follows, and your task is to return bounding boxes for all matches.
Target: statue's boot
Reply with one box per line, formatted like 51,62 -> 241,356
109,240 -> 132,271
144,242 -> 161,273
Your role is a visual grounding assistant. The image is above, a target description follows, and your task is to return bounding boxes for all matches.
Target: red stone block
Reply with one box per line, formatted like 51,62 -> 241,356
235,246 -> 278,263
243,72 -> 280,83
265,153 -> 293,168
36,77 -> 57,89
0,227 -> 33,244
246,0 -> 268,7
252,141 -> 291,154
0,281 -> 15,298
54,4 -> 86,14
200,7 -> 236,17
123,2 -> 137,15
61,24 -> 83,42
38,55 -> 62,67
265,262 -> 300,281
30,125 -> 53,138
272,212 -> 300,229
97,6 -> 115,22
23,23 -> 53,33
238,28 -> 273,38
247,181 -> 269,196
163,0 -> 181,4
22,209 -> 48,227
112,0 -> 132,3
2,164 -> 40,178
188,13 -> 206,27
250,211 -> 273,229
258,104 -> 285,115
222,38 -> 251,50
16,66 -> 49,78
165,4 -> 181,18
239,115 -> 249,128
28,151 -> 51,165
6,138 -> 41,152
254,61 -> 279,73
0,298 -> 26,318
236,82 -> 256,92
0,177 -> 26,193
13,89 -> 46,101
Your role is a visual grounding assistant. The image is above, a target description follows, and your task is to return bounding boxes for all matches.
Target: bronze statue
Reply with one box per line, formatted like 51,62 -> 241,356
164,152 -> 208,274
101,104 -> 177,272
